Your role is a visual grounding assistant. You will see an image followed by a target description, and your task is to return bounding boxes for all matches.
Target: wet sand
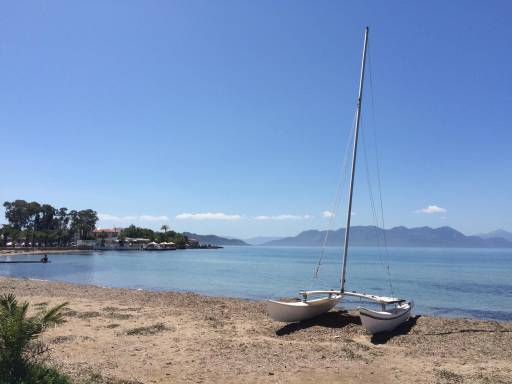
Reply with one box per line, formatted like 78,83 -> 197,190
1,277 -> 510,383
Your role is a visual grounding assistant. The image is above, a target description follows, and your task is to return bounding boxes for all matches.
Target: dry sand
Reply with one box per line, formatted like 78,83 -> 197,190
1,277 -> 511,383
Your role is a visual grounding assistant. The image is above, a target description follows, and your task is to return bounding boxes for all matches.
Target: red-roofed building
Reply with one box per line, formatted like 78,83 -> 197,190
93,227 -> 124,247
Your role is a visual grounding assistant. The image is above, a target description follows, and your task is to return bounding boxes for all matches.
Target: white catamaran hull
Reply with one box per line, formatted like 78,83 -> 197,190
359,302 -> 412,334
267,296 -> 340,323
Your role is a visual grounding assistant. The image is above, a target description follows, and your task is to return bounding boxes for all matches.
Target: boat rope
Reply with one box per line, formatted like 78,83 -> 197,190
361,122 -> 393,296
309,37 -> 394,297
310,109 -> 356,287
366,42 -> 394,296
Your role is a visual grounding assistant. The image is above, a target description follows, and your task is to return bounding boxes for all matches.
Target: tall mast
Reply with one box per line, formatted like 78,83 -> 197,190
340,27 -> 369,293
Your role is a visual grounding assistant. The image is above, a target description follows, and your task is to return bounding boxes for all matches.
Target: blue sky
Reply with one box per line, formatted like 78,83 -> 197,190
1,1 -> 511,238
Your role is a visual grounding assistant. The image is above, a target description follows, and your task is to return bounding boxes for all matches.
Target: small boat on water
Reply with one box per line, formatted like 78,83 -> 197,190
267,27 -> 412,334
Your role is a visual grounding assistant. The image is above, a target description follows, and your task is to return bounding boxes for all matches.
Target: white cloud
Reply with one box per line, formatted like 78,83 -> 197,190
139,215 -> 170,222
254,214 -> 313,221
98,213 -> 168,222
322,211 -> 335,218
175,212 -> 241,221
98,213 -> 121,221
416,205 -> 447,214
98,213 -> 137,222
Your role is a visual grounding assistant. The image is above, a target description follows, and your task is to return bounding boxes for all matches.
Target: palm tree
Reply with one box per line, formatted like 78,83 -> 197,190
0,294 -> 68,379
160,225 -> 169,233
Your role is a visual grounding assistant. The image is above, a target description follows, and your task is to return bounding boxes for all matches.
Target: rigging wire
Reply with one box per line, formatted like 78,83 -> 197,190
367,40 -> 394,296
310,110 -> 356,287
310,38 -> 396,298
361,121 -> 393,295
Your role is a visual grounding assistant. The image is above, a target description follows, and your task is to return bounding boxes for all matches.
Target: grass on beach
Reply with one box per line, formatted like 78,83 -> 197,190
124,322 -> 171,336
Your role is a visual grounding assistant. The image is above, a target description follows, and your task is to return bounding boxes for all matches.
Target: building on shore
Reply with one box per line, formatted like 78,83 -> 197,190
93,227 -> 124,248
124,238 -> 151,249
78,228 -> 178,250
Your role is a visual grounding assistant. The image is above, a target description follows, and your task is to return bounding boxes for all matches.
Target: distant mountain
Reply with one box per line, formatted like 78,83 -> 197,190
244,236 -> 284,246
183,232 -> 249,246
476,230 -> 512,242
263,226 -> 512,248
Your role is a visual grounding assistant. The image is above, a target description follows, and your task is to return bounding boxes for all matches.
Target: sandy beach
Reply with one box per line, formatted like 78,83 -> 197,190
1,277 -> 510,383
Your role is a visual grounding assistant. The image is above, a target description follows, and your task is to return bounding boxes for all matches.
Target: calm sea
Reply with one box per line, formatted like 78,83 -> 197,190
1,246 -> 511,321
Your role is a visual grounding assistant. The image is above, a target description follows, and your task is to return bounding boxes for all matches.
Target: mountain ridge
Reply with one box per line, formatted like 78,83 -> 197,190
476,229 -> 512,242
262,226 -> 512,248
183,232 -> 249,246
244,236 -> 284,245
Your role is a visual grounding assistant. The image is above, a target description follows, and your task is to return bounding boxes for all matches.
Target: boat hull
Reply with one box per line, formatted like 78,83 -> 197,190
359,302 -> 412,334
267,296 -> 340,323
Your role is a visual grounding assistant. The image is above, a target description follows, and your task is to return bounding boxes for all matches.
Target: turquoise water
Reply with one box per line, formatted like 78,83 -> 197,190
1,246 -> 511,321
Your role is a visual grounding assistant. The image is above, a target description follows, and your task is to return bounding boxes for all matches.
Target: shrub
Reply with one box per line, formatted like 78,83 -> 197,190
0,294 -> 69,383
2,363 -> 70,384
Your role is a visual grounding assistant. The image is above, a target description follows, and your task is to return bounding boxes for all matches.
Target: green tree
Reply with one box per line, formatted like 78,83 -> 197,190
56,208 -> 69,229
26,202 -> 42,247
39,205 -> 57,232
0,294 -> 68,381
2,201 -> 100,248
0,225 -> 8,247
173,233 -> 188,248
160,225 -> 169,233
55,208 -> 70,246
1,226 -> 20,247
121,225 -> 155,241
69,209 -> 98,240
3,201 -> 31,230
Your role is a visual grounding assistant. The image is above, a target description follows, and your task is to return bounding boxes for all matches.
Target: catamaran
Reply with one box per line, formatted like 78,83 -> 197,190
267,27 -> 413,335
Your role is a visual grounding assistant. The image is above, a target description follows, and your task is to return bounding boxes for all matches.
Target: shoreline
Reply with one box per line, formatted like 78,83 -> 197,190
1,276 -> 511,383
0,246 -> 223,257
4,275 -> 512,323
0,248 -> 93,257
